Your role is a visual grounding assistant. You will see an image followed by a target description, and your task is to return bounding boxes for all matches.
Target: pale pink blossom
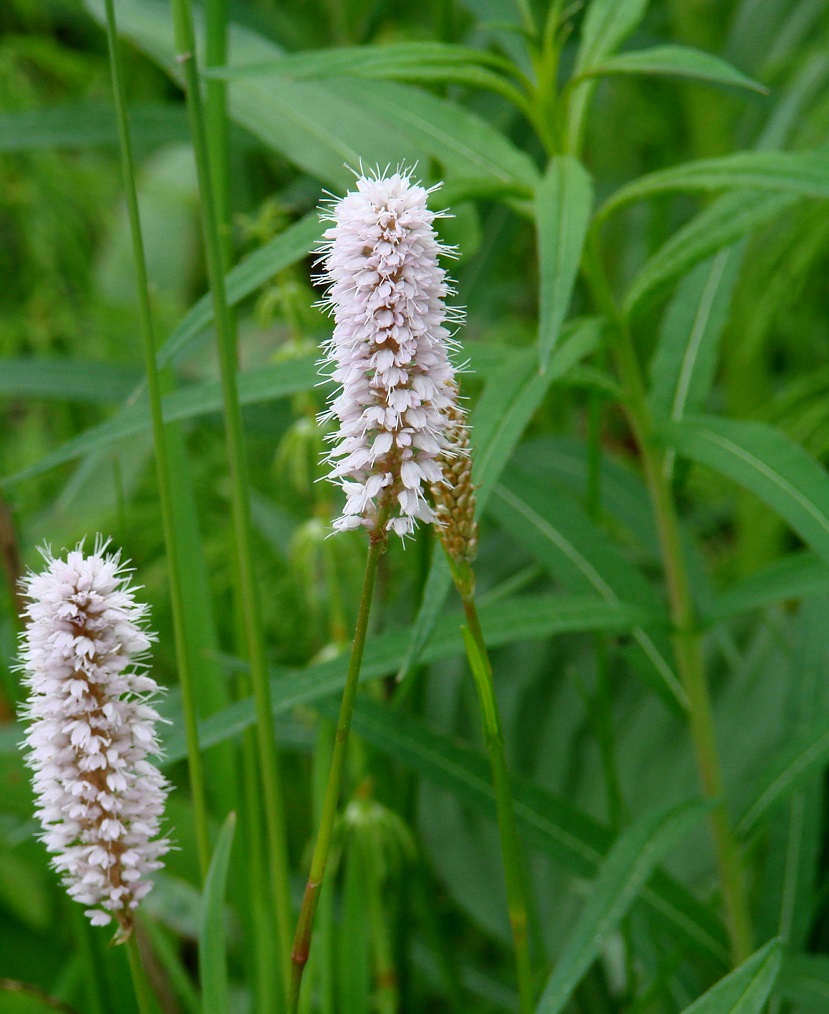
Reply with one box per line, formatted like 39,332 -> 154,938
318,169 -> 466,537
18,539 -> 169,933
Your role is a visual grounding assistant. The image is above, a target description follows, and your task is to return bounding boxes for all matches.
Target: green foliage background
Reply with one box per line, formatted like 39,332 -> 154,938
2,0 -> 829,1011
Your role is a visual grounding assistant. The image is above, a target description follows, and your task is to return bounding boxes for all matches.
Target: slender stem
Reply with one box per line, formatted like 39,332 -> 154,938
457,587 -> 535,1014
584,237 -> 752,964
204,0 -> 232,268
169,0 -> 294,986
289,525 -> 388,1013
125,934 -> 155,1014
102,0 -> 211,878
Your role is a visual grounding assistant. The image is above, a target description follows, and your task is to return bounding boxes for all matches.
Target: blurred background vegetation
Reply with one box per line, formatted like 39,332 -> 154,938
2,0 -> 829,1011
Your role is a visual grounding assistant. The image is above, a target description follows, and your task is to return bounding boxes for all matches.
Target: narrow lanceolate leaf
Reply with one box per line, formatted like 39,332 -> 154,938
537,800 -> 709,1014
677,939 -> 783,1014
343,697 -> 729,968
0,102 -> 188,152
1,357 -> 318,487
535,158 -> 594,371
705,552 -> 829,622
162,593 -> 659,763
737,723 -> 829,838
84,0 -> 538,193
778,953 -> 829,1009
757,600 -> 828,952
600,149 -> 829,221
574,0 -> 651,72
199,813 -> 237,1014
578,46 -> 766,94
0,359 -> 140,402
490,476 -> 683,709
396,318 -> 603,682
624,190 -> 794,315
664,416 -> 829,567
649,245 -> 745,426
158,211 -> 322,368
474,321 -> 603,498
568,0 -> 650,150
210,42 -> 514,81
205,42 -> 527,110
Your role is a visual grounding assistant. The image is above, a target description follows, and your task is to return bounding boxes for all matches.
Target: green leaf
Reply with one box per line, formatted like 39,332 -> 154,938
85,0 -> 538,193
537,799 -> 709,1013
199,812 -> 237,1014
344,697 -> 729,968
778,953 -> 829,1010
0,360 -> 140,403
600,149 -> 829,222
489,476 -> 683,708
574,0 -> 651,73
578,45 -> 767,93
676,939 -> 782,1013
625,190 -> 794,315
737,722 -> 829,838
475,321 -> 603,498
210,41 -> 512,79
568,0 -> 650,150
0,101 -> 188,152
706,552 -> 829,622
206,41 -> 527,110
664,416 -> 829,567
158,211 -> 322,368
395,319 -> 603,682
649,244 -> 745,425
535,158 -> 594,371
756,600 -> 828,949
161,593 -> 659,763
1,357 -> 318,487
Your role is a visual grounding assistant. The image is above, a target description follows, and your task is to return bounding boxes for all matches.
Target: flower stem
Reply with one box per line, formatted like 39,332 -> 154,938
102,0 -> 210,879
169,0 -> 294,987
289,523 -> 388,1013
584,237 -> 752,964
125,933 -> 155,1014
453,567 -> 534,1014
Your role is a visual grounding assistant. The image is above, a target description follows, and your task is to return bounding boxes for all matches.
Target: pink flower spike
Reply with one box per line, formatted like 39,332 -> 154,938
317,168 -> 467,538
17,538 -> 169,936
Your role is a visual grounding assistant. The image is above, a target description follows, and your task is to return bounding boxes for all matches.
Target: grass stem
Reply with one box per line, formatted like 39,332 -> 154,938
102,0 -> 211,878
169,0 -> 294,991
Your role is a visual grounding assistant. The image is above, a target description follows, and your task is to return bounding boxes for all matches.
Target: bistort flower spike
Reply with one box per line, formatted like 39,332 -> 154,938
318,167 -> 467,538
18,539 -> 169,937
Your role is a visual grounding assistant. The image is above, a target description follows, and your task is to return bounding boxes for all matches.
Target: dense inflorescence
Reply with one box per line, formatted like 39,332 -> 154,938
18,540 -> 169,934
318,169 -> 466,538
430,387 -> 478,568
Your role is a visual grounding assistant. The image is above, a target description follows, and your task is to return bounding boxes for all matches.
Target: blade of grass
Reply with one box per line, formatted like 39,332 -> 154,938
199,813 -> 237,1014
102,0 -> 211,877
170,0 -> 294,995
537,800 -> 709,1014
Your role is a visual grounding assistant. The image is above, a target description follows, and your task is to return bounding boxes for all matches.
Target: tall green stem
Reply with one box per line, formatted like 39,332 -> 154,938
457,584 -> 535,1014
102,0 -> 210,878
584,237 -> 752,964
168,0 -> 293,988
125,934 -> 155,1014
289,524 -> 388,1013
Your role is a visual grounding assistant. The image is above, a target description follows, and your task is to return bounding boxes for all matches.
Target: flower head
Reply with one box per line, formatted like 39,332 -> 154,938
318,168 -> 466,538
17,539 -> 169,936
